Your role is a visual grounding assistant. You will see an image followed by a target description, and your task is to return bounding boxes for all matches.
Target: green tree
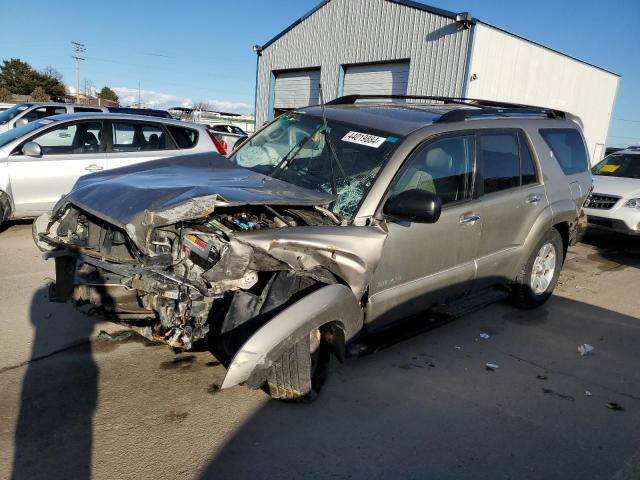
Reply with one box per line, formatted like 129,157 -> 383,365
99,86 -> 118,103
30,86 -> 50,102
0,58 -> 66,98
0,86 -> 11,102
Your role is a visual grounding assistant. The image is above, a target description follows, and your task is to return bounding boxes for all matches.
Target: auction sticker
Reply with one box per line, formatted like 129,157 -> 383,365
342,131 -> 387,148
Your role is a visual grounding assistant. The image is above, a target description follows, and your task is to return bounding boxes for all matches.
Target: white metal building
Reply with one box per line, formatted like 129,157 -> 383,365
254,0 -> 619,163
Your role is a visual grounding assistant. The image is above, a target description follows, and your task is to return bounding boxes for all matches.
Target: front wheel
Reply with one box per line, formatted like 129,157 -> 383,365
510,228 -> 564,309
266,327 -> 330,402
0,193 -> 11,230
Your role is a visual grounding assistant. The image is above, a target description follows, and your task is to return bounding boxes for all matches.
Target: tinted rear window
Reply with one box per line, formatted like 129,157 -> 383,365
539,128 -> 588,175
167,125 -> 198,149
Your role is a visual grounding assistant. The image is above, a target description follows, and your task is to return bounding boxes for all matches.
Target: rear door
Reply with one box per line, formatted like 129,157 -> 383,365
105,120 -> 178,169
368,133 -> 482,330
9,120 -> 107,214
474,129 -> 547,286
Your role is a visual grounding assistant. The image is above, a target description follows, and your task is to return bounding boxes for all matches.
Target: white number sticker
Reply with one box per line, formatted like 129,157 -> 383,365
341,131 -> 387,148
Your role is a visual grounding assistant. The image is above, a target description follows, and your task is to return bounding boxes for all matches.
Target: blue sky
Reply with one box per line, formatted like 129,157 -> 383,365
1,0 -> 638,146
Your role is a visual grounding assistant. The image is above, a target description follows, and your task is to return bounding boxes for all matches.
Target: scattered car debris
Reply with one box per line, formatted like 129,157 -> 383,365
96,330 -> 132,342
485,363 -> 499,371
578,344 -> 595,356
606,402 -> 624,411
479,332 -> 490,340
542,387 -> 575,402
585,390 -> 593,396
537,374 -> 548,380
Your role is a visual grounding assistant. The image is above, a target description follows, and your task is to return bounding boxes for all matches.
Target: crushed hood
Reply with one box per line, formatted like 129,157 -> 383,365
53,152 -> 334,250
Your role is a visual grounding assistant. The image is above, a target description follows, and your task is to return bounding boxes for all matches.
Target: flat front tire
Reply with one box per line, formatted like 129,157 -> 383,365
511,228 -> 564,309
266,328 -> 330,402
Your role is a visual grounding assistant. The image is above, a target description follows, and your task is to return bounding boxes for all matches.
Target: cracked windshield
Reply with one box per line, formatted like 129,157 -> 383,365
230,112 -> 400,218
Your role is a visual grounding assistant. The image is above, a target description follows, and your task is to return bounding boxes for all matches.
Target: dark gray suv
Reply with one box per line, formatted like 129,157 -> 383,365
34,95 -> 591,401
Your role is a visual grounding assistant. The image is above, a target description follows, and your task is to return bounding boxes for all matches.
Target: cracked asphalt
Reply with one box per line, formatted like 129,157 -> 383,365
1,221 -> 639,480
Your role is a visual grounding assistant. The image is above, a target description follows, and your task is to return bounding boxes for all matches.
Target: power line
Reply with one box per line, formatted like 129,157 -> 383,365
612,117 -> 640,124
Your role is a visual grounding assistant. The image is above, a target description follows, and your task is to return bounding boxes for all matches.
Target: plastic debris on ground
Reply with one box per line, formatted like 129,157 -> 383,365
577,344 -> 595,356
97,330 -> 132,342
537,374 -> 548,380
479,333 -> 490,340
485,363 -> 499,371
455,346 -> 462,350
606,402 -> 624,411
585,390 -> 593,397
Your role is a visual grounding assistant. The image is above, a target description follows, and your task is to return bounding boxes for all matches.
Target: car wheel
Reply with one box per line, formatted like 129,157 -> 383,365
266,327 -> 330,402
0,193 -> 11,229
511,228 -> 564,309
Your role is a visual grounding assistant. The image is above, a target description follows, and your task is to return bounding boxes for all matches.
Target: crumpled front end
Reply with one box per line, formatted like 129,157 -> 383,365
34,200 -> 386,352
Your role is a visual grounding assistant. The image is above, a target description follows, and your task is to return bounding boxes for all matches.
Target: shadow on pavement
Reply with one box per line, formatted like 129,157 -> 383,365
199,295 -> 640,480
10,287 -> 98,480
580,228 -> 640,270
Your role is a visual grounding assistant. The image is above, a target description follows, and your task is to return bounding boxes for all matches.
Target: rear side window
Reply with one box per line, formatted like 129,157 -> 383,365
167,125 -> 198,149
539,128 -> 588,175
112,122 -> 175,152
480,131 -> 539,194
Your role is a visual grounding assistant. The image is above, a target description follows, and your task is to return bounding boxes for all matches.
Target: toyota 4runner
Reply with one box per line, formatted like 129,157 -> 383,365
33,95 -> 591,401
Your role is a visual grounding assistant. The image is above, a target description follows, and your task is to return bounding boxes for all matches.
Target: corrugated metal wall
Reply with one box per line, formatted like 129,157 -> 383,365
255,0 -> 470,125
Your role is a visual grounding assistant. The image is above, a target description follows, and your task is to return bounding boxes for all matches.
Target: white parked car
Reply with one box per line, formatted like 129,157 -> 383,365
584,146 -> 640,235
0,113 -> 224,227
0,103 -> 14,112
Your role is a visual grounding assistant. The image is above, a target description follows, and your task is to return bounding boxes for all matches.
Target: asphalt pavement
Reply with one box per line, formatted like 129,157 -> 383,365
0,222 -> 639,480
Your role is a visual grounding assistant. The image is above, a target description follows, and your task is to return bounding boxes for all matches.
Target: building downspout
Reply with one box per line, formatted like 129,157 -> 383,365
461,20 -> 476,98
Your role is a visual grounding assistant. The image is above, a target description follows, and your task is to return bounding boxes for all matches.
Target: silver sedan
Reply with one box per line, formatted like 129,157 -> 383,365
0,113 -> 225,227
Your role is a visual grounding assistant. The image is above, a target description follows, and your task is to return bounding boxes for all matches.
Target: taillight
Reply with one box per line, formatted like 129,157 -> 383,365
206,129 -> 227,155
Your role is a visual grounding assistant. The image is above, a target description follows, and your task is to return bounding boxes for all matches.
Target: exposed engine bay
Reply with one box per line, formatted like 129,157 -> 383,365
36,203 -> 342,351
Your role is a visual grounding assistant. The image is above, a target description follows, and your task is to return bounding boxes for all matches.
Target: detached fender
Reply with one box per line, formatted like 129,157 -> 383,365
221,284 -> 363,390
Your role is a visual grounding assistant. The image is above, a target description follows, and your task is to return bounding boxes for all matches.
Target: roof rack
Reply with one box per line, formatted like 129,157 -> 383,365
326,94 -> 566,122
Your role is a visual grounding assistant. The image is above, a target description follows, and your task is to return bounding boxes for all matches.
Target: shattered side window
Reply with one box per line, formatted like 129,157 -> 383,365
231,113 -> 400,219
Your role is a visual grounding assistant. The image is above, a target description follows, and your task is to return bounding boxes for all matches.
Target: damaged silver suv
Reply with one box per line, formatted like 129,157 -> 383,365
33,95 -> 591,401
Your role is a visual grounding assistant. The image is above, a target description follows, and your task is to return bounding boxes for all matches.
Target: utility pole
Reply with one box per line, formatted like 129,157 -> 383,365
138,81 -> 141,109
71,41 -> 85,103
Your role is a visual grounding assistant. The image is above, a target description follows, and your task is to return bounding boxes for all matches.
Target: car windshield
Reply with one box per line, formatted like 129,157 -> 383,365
230,112 -> 400,218
0,119 -> 53,149
0,103 -> 30,125
592,154 -> 640,179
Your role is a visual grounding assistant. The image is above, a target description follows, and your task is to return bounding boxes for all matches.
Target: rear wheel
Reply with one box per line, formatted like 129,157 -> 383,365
511,228 -> 564,309
266,327 -> 330,402
0,193 -> 11,230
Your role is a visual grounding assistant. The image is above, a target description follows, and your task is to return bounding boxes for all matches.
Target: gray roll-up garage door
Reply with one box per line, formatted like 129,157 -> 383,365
343,62 -> 410,96
273,69 -> 321,110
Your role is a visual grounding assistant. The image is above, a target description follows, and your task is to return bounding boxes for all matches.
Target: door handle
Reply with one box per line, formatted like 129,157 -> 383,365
460,214 -> 481,225
84,164 -> 104,172
526,194 -> 541,204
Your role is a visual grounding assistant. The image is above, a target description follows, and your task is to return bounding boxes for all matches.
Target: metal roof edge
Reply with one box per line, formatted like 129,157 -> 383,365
477,21 -> 620,78
260,0 -> 474,51
385,0 -> 473,22
261,0 -> 331,50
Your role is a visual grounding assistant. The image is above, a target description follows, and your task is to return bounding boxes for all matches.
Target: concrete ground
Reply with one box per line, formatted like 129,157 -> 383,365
0,221 -> 639,480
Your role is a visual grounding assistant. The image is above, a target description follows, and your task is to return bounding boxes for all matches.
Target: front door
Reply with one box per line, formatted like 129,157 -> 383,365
9,120 -> 106,215
367,133 -> 482,330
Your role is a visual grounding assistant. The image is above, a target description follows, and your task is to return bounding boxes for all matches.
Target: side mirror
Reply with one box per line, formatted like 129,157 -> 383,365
383,189 -> 442,223
22,141 -> 42,157
14,118 -> 28,128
